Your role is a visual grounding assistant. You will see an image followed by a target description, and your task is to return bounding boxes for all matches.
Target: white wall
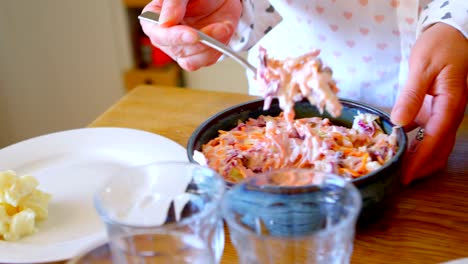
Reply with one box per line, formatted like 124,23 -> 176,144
184,57 -> 249,94
0,0 -> 132,148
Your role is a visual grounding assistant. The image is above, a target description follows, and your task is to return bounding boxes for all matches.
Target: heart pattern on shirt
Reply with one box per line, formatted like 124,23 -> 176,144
390,0 -> 400,8
316,6 -> 325,14
359,27 -> 370,35
329,24 -> 339,31
405,18 -> 414,24
377,71 -> 387,78
265,5 -> 275,13
343,11 -> 353,20
441,12 -> 452,19
346,40 -> 356,48
377,43 -> 388,50
440,1 -> 449,8
374,15 -> 385,23
236,0 -> 429,108
362,56 -> 373,63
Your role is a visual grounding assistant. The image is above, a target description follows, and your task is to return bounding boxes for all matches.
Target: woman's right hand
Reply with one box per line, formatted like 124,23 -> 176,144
140,0 -> 242,71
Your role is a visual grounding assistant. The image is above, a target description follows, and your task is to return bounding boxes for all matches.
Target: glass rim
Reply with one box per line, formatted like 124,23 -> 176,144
221,168 -> 362,238
94,161 -> 226,229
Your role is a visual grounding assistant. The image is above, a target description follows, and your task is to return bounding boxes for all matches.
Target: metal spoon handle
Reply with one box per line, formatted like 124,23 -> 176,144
138,11 -> 257,73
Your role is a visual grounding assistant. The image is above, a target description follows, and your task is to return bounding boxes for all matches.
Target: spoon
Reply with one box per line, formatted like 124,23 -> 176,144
138,11 -> 257,73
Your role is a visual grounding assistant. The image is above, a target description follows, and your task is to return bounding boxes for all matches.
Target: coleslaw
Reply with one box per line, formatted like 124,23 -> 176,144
256,46 -> 342,124
201,112 -> 398,184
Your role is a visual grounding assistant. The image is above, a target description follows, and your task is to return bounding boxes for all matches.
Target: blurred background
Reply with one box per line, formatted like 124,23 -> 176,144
0,0 -> 248,148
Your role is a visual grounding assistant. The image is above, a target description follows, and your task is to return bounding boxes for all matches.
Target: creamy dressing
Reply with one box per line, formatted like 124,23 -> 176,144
202,113 -> 397,184
256,47 -> 342,124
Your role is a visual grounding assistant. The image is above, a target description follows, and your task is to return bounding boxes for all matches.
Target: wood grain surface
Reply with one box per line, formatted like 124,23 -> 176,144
70,85 -> 468,263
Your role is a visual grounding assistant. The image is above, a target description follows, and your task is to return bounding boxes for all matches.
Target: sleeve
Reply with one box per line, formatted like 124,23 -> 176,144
228,0 -> 282,51
417,0 -> 468,38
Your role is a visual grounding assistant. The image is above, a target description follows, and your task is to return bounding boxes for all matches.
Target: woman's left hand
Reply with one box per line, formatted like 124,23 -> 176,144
391,23 -> 468,185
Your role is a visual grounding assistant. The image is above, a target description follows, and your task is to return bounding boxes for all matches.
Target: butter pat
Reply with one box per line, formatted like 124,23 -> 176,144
0,170 -> 51,241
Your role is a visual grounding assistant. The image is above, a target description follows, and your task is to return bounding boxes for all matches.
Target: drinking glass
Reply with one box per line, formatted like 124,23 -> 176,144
67,230 -> 214,264
222,169 -> 362,264
94,161 -> 226,263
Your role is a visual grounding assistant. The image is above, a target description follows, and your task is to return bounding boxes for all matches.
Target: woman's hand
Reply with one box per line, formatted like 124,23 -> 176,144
391,23 -> 468,185
140,0 -> 242,71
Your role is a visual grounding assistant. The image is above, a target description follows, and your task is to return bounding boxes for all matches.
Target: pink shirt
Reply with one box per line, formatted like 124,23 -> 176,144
230,0 -> 468,109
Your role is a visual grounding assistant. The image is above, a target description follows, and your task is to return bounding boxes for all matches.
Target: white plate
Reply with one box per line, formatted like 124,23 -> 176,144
0,127 -> 188,263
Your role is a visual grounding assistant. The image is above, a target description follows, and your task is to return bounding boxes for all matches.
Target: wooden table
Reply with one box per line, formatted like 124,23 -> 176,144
86,85 -> 468,264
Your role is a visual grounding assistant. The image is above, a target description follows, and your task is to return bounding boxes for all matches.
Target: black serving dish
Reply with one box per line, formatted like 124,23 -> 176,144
187,98 -> 407,220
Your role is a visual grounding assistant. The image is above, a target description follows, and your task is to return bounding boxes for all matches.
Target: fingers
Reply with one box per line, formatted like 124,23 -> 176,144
391,52 -> 437,127
401,111 -> 446,185
159,0 -> 189,26
141,21 -> 233,71
139,0 -> 240,71
176,22 -> 234,70
177,50 -> 221,71
142,0 -> 189,26
402,129 -> 455,185
401,68 -> 468,184
142,24 -> 199,47
401,121 -> 419,133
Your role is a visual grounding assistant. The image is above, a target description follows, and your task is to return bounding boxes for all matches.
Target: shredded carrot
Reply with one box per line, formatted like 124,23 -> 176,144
339,167 -> 361,177
331,132 -> 343,141
339,147 -> 354,154
358,152 -> 369,173
201,113 -> 398,184
237,144 -> 251,151
248,134 -> 264,140
349,151 -> 364,157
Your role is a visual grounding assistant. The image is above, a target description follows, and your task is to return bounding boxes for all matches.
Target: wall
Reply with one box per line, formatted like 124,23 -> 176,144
0,0 -> 132,147
184,57 -> 249,94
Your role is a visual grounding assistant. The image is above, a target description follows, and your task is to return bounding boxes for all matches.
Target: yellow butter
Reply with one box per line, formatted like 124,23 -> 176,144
0,171 -> 51,241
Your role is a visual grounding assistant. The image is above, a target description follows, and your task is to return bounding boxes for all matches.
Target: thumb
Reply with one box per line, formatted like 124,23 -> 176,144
391,53 -> 437,126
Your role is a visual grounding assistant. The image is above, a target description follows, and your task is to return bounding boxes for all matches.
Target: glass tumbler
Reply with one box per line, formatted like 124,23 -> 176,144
222,169 -> 362,264
94,161 -> 226,264
67,230 -> 214,264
